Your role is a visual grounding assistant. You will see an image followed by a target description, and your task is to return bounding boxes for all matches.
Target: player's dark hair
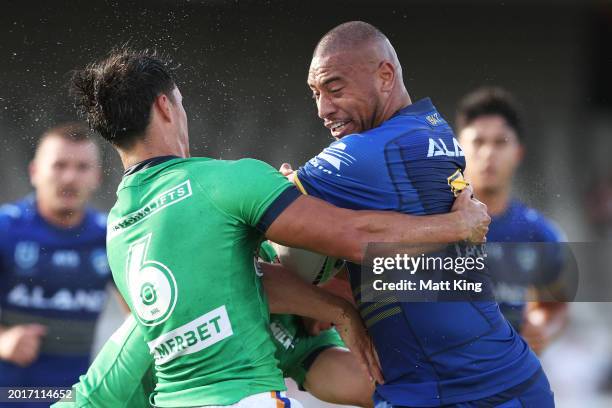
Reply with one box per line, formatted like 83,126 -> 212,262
69,47 -> 177,148
456,87 -> 523,140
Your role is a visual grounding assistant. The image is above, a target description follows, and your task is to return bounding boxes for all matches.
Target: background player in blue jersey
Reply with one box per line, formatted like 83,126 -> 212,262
282,21 -> 554,407
0,123 -> 121,406
456,87 -> 568,355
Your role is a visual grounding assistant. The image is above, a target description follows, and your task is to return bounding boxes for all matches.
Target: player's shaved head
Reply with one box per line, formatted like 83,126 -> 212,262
308,21 -> 410,139
313,21 -> 401,72
314,21 -> 387,56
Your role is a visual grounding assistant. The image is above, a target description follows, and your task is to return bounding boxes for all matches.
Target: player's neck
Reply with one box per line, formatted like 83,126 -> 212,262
382,90 -> 412,124
37,201 -> 85,229
474,186 -> 512,217
117,132 -> 188,170
394,89 -> 412,114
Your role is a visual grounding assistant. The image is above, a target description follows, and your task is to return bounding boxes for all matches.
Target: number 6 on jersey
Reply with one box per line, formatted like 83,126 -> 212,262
126,233 -> 178,326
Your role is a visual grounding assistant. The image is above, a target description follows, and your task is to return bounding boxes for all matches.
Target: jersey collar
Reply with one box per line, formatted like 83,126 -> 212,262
123,156 -> 180,178
393,97 -> 436,117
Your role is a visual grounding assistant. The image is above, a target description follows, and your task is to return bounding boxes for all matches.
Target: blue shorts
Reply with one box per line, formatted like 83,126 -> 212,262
374,368 -> 554,408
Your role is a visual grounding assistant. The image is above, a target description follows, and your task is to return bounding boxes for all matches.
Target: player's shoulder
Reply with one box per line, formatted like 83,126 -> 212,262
386,98 -> 452,133
366,98 -> 455,148
511,200 -> 566,242
0,196 -> 35,230
183,157 -> 275,176
142,157 -> 269,185
84,207 -> 108,236
186,157 -> 288,201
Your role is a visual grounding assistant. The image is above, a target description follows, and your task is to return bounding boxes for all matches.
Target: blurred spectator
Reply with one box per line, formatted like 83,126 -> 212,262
0,123 -> 123,407
456,87 -> 568,355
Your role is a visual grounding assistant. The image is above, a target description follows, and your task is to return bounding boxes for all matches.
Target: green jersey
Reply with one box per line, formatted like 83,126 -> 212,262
106,157 -> 298,406
53,241 -> 345,408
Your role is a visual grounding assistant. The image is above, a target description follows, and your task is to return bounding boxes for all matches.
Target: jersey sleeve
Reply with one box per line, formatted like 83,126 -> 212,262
51,316 -> 153,408
294,136 -> 389,210
202,158 -> 301,233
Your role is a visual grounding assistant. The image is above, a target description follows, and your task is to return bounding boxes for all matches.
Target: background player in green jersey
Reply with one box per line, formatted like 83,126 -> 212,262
67,47 -> 489,407
259,242 -> 374,407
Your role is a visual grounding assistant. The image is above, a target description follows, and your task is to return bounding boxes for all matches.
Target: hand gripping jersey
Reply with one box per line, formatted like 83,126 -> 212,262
0,196 -> 110,387
485,200 -> 566,329
295,98 -> 542,406
106,157 -> 300,407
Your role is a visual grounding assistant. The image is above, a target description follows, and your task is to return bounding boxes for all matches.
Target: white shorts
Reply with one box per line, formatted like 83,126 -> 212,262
199,391 -> 303,408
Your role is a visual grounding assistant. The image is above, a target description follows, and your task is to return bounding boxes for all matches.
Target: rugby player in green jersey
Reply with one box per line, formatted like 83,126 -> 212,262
61,47 -> 489,407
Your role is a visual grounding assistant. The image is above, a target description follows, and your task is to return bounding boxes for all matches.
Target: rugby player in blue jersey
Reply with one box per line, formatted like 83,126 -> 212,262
283,21 -> 555,407
0,123 -> 122,406
456,87 -> 568,355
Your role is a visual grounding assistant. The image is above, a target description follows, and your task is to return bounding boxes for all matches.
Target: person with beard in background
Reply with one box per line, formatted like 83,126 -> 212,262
0,123 -> 122,407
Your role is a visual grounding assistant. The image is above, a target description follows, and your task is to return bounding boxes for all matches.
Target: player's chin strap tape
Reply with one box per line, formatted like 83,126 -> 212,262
255,186 -> 302,234
293,173 -> 308,195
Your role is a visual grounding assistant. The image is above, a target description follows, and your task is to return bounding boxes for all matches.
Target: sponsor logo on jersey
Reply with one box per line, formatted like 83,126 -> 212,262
427,137 -> 465,158
6,284 -> 107,312
14,241 -> 39,270
311,142 -> 356,172
52,250 -> 80,268
269,320 -> 295,350
91,248 -> 111,276
148,305 -> 233,365
447,169 -> 469,197
425,112 -> 446,126
108,180 -> 193,240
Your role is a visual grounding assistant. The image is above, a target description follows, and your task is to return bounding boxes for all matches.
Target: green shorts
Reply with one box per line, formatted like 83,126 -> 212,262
270,314 -> 345,389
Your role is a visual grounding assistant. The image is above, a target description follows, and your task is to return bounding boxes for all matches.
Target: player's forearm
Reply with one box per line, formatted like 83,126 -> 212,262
266,195 -> 471,264
353,210 -> 467,245
261,262 -> 353,324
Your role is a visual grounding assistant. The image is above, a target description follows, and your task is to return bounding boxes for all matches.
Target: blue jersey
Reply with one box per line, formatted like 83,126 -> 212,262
296,98 -> 541,406
486,200 -> 565,329
0,196 -> 110,387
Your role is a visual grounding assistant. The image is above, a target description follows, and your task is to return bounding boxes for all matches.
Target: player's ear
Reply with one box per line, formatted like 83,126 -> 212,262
28,160 -> 38,187
378,61 -> 396,93
516,143 -> 525,164
93,162 -> 103,191
153,93 -> 173,123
